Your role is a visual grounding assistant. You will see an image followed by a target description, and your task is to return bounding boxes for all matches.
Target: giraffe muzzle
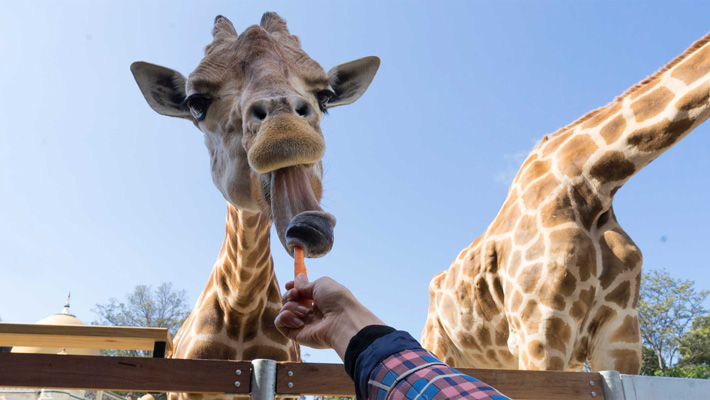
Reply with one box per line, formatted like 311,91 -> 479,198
270,165 -> 336,258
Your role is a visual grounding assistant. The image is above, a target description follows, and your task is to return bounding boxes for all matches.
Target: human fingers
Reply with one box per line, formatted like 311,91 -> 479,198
282,287 -> 308,304
280,300 -> 312,319
274,309 -> 304,332
293,274 -> 319,299
285,280 -> 295,290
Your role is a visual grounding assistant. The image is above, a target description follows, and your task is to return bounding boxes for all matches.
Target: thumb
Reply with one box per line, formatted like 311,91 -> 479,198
294,275 -> 317,299
295,273 -> 308,287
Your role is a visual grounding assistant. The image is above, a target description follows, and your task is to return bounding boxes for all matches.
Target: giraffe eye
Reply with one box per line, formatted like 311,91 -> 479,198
316,89 -> 336,112
186,94 -> 212,121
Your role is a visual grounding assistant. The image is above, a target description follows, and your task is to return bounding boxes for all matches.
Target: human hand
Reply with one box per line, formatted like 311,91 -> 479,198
275,274 -> 384,360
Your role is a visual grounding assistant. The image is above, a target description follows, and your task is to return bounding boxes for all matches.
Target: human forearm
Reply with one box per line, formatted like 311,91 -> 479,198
327,300 -> 384,360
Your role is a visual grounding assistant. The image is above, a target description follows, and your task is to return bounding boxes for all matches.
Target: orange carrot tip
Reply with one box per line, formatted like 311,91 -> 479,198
293,246 -> 314,308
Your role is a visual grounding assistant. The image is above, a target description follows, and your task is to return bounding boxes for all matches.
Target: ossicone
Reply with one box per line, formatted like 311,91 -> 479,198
213,15 -> 237,38
260,12 -> 290,35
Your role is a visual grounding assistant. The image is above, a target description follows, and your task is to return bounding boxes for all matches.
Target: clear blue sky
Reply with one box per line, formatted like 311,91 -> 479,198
1,1 -> 709,364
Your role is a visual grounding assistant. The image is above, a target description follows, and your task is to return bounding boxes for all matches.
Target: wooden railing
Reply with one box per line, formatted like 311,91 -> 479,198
0,353 -> 604,400
0,323 -> 173,357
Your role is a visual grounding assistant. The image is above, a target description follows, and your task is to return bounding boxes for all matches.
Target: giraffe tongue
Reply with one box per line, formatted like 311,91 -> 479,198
271,166 -> 336,258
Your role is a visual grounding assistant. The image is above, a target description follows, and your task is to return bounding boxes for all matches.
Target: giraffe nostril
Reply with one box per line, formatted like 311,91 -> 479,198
295,101 -> 312,118
251,103 -> 267,121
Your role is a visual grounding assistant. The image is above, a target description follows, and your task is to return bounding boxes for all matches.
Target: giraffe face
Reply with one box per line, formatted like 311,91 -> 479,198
130,13 -> 379,257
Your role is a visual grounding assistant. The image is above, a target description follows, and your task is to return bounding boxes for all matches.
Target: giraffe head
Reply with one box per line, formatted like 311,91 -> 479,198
130,13 -> 379,258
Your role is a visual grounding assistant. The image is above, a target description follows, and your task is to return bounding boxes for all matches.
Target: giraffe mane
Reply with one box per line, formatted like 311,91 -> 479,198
544,29 -> 710,141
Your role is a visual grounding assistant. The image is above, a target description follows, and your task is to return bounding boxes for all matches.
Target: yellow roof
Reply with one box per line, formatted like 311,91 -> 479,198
11,296 -> 101,356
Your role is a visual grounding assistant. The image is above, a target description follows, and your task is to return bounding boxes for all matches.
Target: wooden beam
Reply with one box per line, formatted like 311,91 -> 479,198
0,353 -> 605,399
0,323 -> 173,356
276,363 -> 352,397
0,353 -> 250,394
276,362 -> 604,400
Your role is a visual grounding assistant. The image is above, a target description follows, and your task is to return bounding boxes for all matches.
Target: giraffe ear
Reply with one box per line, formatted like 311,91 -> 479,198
130,61 -> 191,119
326,56 -> 381,108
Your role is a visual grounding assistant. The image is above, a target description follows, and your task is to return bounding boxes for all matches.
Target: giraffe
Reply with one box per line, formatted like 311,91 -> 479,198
422,31 -> 710,374
129,12 -> 379,395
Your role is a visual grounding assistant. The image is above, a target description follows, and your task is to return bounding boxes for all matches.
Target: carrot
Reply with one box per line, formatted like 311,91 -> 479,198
294,246 -> 314,308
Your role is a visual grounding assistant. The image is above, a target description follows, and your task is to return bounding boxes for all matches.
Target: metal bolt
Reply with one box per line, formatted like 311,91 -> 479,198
234,381 -> 241,388
287,371 -> 294,377
287,382 -> 294,388
591,391 -> 597,397
236,369 -> 242,376
589,380 -> 595,386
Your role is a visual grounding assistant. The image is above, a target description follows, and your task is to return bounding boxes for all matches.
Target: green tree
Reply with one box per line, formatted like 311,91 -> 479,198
640,346 -> 661,376
92,282 -> 190,357
679,312 -> 710,367
638,269 -> 708,374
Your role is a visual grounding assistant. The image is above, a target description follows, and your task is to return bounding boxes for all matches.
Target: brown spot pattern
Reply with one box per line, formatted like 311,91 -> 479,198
630,87 -> 674,123
596,209 -> 612,229
474,278 -> 499,320
519,159 -> 551,191
261,305 -> 287,343
676,81 -> 710,112
544,316 -> 572,354
520,301 -> 542,334
485,245 -> 499,274
539,283 -> 566,311
525,237 -> 545,261
581,102 -> 622,129
508,251 -> 522,276
522,174 -> 559,209
456,278 -> 472,305
548,228 -> 596,281
190,342 -> 237,360
632,272 -> 641,308
509,291 -> 523,312
599,229 -> 642,290
475,325 -> 493,347
671,44 -> 710,85
489,199 -> 522,235
542,128 -> 575,157
242,345 -> 289,361
194,297 -> 225,335
545,356 -> 566,370
589,151 -> 636,183
569,180 -> 603,230
539,266 -> 577,311
587,306 -> 617,338
600,114 -> 627,144
514,215 -> 537,246
495,319 -> 509,346
458,332 -> 482,351
558,135 -> 599,178
570,288 -> 595,322
605,280 -> 631,308
540,193 -> 576,227
493,277 -> 505,303
519,263 -> 542,293
627,117 -> 695,152
629,78 -> 659,100
611,349 -> 642,374
610,316 -> 640,343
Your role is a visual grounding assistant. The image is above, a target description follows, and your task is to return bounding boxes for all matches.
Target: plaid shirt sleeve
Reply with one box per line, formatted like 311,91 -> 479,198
367,348 -> 511,400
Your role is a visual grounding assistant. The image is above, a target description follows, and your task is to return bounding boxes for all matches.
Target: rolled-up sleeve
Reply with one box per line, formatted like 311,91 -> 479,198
351,330 -> 510,400
367,348 -> 510,399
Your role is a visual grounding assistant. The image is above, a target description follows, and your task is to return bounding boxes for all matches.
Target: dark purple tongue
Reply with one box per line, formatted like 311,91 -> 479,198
271,166 -> 336,258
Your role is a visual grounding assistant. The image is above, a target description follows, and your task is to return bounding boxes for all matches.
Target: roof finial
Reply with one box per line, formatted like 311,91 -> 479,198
60,292 -> 74,316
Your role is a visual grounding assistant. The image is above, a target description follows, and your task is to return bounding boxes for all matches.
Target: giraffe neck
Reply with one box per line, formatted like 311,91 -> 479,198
172,203 -> 297,362
213,203 -> 275,314
534,32 -> 710,200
